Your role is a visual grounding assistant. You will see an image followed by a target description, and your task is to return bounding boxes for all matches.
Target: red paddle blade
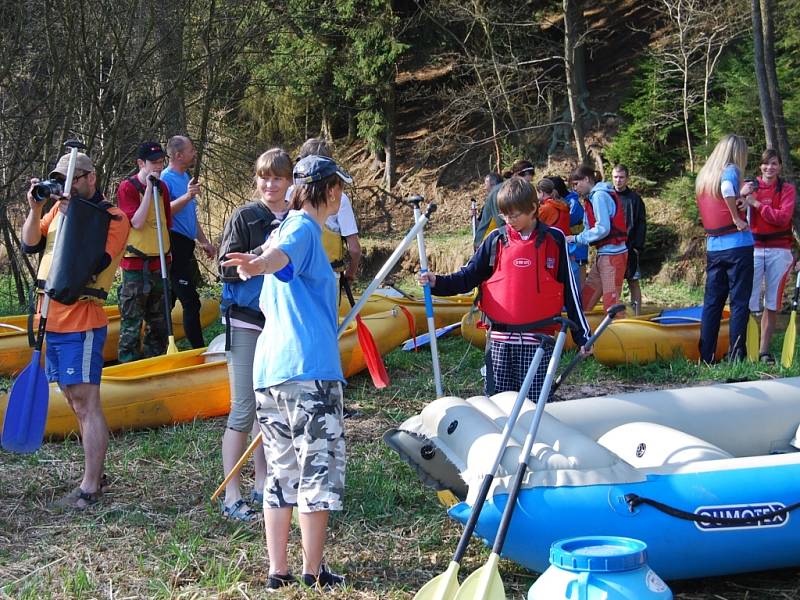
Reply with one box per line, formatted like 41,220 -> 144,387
356,315 -> 389,388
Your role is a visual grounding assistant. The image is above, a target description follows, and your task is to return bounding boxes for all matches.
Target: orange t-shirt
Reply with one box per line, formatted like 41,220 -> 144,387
538,198 -> 571,235
36,201 -> 130,333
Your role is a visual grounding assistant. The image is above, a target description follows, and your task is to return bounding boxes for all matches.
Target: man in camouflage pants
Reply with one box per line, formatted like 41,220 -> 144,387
116,142 -> 173,362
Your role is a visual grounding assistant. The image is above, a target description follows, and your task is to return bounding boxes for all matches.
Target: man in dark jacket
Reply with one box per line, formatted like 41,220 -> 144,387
613,164 -> 647,315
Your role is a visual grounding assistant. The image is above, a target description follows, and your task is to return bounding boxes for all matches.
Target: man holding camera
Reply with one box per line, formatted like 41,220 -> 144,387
116,142 -> 173,362
21,152 -> 130,509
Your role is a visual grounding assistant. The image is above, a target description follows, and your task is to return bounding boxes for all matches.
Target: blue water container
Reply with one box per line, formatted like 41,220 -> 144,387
528,536 -> 672,600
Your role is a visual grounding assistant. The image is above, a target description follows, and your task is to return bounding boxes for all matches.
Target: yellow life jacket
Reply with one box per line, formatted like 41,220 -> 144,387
123,177 -> 170,259
321,225 -> 346,272
36,211 -> 121,304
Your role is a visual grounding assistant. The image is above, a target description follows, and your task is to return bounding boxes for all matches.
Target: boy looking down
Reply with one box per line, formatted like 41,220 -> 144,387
420,177 -> 591,400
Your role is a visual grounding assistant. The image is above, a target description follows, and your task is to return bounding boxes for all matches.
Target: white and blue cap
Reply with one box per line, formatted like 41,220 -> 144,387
293,155 -> 353,185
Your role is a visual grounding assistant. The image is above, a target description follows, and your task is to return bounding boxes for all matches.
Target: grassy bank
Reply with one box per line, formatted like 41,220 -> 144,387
2,328 -> 800,598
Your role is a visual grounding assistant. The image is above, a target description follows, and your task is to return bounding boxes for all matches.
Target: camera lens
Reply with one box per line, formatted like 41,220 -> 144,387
31,180 -> 63,202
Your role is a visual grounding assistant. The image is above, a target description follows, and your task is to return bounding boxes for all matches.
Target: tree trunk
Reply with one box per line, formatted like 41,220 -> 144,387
752,0 -> 777,148
563,0 -> 587,163
761,0 -> 793,177
383,78 -> 397,190
154,1 -> 187,135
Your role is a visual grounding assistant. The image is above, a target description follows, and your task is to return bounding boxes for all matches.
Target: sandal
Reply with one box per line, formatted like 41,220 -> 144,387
221,499 -> 259,522
760,352 -> 776,365
249,489 -> 264,506
55,486 -> 102,510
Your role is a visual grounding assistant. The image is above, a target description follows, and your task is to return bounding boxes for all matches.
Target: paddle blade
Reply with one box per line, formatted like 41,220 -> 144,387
167,336 -> 179,355
414,561 -> 460,600
782,311 -> 797,369
453,553 -> 503,600
356,315 -> 389,388
2,352 -> 49,453
747,314 -> 760,363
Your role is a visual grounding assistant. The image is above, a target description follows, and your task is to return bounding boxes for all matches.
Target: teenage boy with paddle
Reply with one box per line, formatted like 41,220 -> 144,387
116,142 -> 173,363
419,177 -> 591,400
21,152 -> 129,508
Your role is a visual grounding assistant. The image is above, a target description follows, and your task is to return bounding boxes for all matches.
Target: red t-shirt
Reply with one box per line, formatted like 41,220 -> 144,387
117,177 -> 173,271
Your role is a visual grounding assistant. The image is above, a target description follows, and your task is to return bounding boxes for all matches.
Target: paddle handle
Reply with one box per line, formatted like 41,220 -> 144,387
491,323 -> 569,554
37,142 -> 84,347
470,197 -> 477,242
338,204 -> 435,336
149,177 -> 175,340
550,303 -> 625,396
210,431 -> 264,502
450,341 -> 549,564
412,200 -> 443,398
792,270 -> 800,310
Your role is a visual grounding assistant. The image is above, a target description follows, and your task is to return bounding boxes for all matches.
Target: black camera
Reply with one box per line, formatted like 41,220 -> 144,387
32,179 -> 64,202
744,177 -> 759,191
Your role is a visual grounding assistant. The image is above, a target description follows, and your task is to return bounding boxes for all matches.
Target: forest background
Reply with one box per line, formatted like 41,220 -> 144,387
0,0 -> 798,303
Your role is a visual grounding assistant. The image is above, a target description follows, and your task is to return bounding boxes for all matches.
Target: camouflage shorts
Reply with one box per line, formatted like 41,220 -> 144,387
255,381 -> 345,512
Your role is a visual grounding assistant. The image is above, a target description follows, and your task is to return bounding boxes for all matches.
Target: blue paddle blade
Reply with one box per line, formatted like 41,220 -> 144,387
2,351 -> 50,453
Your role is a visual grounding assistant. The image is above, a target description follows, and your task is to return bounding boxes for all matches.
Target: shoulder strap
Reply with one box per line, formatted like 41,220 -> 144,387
127,176 -> 145,195
488,226 -> 509,269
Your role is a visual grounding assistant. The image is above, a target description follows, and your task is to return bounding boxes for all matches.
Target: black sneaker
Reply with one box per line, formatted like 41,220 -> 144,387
267,573 -> 297,591
301,563 -> 345,590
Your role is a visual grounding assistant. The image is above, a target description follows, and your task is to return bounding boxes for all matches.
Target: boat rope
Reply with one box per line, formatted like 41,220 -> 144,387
624,493 -> 800,526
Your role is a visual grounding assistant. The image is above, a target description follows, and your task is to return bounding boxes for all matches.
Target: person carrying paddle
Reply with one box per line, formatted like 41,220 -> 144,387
566,166 -> 628,316
695,134 -> 754,363
222,155 -> 351,591
420,177 -> 591,400
739,148 -> 796,365
162,135 -> 216,349
216,148 -> 292,522
21,152 -> 130,508
116,142 -> 173,363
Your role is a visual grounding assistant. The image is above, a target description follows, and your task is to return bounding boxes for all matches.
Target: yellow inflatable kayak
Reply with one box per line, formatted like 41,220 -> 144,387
593,309 -> 730,365
0,298 -> 220,376
460,307 -> 661,351
0,309 -> 410,438
339,288 -> 473,333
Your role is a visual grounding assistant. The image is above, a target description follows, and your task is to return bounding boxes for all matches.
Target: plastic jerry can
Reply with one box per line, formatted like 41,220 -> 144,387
528,536 -> 672,600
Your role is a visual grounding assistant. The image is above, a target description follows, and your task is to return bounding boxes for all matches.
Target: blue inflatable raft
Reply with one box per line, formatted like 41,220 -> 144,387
385,377 -> 800,580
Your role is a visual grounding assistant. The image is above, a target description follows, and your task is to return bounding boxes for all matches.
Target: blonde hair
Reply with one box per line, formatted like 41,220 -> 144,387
695,134 -> 748,199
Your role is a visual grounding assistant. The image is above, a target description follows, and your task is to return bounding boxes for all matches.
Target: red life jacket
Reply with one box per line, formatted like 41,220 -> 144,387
540,198 -> 571,235
478,225 -> 564,333
697,191 -> 746,237
750,178 -> 793,247
584,190 -> 627,247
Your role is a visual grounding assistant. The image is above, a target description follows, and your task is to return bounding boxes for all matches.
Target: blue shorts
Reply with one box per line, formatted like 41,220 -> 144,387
45,327 -> 107,385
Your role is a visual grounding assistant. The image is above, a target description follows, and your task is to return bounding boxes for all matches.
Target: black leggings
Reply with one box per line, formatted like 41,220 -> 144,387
169,231 -> 205,348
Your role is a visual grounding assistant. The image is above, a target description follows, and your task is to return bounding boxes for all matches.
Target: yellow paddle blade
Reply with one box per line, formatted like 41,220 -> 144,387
453,553 -> 503,600
747,314 -> 760,363
437,490 -> 461,508
414,561 -> 460,600
167,336 -> 179,355
781,311 -> 797,368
